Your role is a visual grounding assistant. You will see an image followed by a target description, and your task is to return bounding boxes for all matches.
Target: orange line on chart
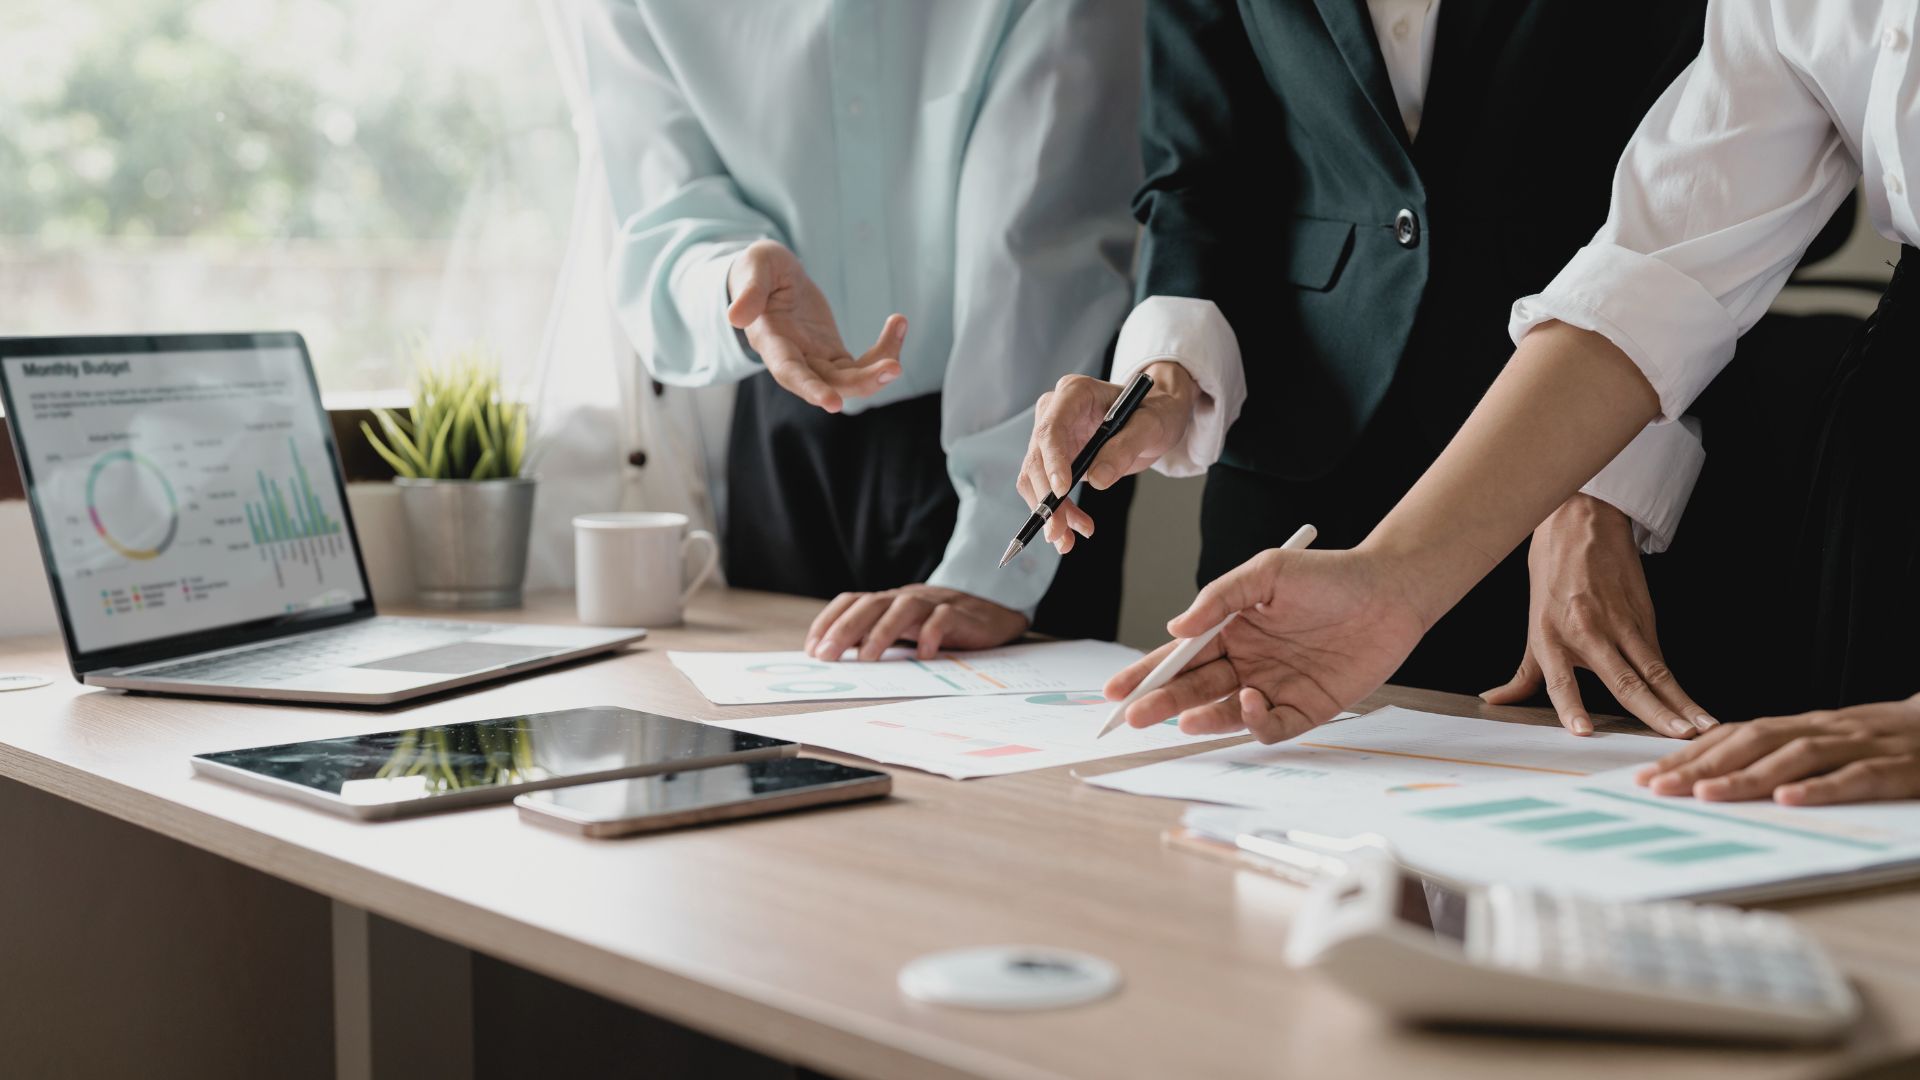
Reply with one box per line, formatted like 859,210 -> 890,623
1294,742 -> 1584,776
943,657 -> 1007,689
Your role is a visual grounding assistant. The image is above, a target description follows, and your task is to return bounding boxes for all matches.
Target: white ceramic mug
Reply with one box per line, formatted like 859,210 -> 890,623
573,511 -> 719,628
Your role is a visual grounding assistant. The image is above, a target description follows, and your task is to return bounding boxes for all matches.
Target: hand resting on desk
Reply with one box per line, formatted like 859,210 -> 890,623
1637,696 -> 1920,805
805,584 -> 1028,662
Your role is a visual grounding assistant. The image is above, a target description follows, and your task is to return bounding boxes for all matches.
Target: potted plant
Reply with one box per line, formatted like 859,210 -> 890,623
361,344 -> 535,609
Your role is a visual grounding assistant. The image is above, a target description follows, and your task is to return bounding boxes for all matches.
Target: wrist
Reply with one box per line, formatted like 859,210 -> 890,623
1141,359 -> 1197,404
1355,529 -> 1495,634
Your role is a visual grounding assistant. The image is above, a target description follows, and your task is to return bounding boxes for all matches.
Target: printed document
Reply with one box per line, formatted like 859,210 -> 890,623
669,640 -> 1142,705
1084,708 -> 1670,810
700,692 -> 1237,779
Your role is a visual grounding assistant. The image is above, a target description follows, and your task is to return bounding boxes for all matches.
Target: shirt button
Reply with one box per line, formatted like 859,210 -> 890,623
1889,172 -> 1906,197
1395,208 -> 1420,248
1392,16 -> 1411,39
1886,26 -> 1910,50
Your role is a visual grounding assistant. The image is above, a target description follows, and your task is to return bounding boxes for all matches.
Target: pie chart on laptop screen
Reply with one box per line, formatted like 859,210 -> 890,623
1025,692 -> 1107,707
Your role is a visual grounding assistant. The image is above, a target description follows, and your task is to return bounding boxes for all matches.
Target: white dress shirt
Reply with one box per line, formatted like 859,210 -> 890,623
583,0 -> 1141,614
1110,0 -> 1700,552
1511,0 -> 1908,551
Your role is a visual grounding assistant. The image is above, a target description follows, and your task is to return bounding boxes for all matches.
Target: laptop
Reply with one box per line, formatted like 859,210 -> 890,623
0,332 -> 645,705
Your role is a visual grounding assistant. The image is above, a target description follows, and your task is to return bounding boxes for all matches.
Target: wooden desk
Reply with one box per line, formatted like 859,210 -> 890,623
0,588 -> 1917,1080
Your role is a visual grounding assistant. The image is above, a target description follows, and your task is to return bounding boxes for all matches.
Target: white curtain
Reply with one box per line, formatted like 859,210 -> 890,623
507,0 -> 734,590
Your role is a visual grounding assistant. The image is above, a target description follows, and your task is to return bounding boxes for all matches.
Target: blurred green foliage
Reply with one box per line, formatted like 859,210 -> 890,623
0,0 -> 546,243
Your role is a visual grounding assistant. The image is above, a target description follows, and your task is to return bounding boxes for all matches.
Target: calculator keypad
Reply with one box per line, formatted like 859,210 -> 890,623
1485,889 -> 1853,1012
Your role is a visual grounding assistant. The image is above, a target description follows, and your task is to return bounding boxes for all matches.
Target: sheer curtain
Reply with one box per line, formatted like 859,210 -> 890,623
522,0 -> 734,590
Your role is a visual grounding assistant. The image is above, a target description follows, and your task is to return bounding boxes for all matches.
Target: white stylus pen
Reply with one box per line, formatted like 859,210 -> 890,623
1096,523 -> 1316,739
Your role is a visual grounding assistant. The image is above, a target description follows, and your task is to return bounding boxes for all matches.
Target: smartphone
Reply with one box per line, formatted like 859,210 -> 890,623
515,758 -> 891,837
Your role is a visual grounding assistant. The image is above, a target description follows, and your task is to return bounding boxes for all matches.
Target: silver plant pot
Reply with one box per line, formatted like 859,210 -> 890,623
393,477 -> 536,609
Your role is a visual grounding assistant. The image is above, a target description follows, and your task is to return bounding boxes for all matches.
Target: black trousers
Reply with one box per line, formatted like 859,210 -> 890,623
1650,251 -> 1920,718
1199,381 -> 1530,697
725,371 -> 1134,640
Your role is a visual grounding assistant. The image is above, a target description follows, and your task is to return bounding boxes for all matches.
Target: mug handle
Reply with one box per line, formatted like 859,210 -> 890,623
680,529 -> 720,604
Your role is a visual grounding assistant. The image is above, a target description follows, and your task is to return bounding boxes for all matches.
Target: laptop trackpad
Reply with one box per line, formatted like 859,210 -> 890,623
355,642 -> 561,675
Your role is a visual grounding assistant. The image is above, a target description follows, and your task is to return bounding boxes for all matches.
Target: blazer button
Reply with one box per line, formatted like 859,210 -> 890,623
1395,208 -> 1420,248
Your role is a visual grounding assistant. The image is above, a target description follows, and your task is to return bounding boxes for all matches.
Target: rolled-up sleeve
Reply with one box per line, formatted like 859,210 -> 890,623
581,0 -> 782,388
928,0 -> 1143,615
1508,0 -> 1858,422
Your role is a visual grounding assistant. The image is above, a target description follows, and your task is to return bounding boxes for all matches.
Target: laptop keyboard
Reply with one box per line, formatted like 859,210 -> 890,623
131,618 -> 498,685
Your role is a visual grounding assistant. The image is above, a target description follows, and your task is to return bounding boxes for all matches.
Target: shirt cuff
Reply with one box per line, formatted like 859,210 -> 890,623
925,487 -> 1058,619
1509,243 -> 1739,422
1579,415 -> 1705,554
1110,296 -> 1246,477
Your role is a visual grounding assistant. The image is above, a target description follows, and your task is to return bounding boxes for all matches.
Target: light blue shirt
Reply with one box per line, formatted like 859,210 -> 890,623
581,0 -> 1142,614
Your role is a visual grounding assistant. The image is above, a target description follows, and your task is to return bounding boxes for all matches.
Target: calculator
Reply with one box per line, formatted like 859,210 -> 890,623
1285,852 -> 1859,1042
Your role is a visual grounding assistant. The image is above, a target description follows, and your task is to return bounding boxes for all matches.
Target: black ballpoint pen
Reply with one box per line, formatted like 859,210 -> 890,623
999,369 -> 1155,568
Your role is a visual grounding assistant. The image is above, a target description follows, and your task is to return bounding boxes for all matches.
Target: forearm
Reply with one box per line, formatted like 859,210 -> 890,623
1361,321 -> 1662,627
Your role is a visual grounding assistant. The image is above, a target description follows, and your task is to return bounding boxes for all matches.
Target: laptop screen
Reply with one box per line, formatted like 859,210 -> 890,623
0,335 -> 371,661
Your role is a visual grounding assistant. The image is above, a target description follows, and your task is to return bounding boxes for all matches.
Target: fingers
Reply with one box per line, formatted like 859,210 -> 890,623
820,314 -> 906,399
1583,642 -> 1696,740
1168,551 -> 1282,638
1122,656 -> 1240,729
1234,685 -> 1328,743
1104,634 -> 1225,703
1043,498 -> 1093,554
1034,376 -> 1109,498
1533,646 -> 1594,736
811,593 -> 891,660
858,593 -> 932,662
1642,721 -> 1797,796
760,338 -> 844,412
1634,723 -> 1731,785
1777,758 -> 1920,806
806,592 -> 861,653
917,602 -> 959,659
1618,632 -> 1716,734
1479,650 -> 1543,707
1691,736 -> 1861,802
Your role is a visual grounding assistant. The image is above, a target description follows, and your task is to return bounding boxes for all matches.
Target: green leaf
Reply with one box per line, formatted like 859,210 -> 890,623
359,421 -> 419,479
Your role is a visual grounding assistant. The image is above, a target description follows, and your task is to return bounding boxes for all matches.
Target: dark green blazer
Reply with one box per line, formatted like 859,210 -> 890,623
1136,0 -> 1707,479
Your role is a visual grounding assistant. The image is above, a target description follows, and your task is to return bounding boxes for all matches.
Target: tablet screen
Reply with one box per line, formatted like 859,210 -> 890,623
193,706 -> 791,809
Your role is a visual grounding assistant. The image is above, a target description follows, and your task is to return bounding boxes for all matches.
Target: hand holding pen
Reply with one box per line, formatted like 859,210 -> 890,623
1010,362 -> 1200,560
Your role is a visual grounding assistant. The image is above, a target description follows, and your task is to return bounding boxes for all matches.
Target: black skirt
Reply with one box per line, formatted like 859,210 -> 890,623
1649,247 -> 1920,717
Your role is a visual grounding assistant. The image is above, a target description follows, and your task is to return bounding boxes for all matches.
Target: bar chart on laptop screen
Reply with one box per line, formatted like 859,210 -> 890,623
1,347 -> 367,653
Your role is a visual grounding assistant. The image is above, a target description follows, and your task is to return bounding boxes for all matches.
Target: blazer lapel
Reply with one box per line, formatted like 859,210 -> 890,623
1309,0 -> 1413,152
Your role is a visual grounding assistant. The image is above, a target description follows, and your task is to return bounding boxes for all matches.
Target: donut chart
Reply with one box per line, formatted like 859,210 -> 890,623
86,449 -> 179,561
1025,692 -> 1107,707
749,662 -> 830,675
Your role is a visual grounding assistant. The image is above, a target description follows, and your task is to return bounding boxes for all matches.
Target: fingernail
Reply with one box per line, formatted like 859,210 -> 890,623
1693,714 -> 1718,732
877,370 -> 897,385
1570,716 -> 1592,735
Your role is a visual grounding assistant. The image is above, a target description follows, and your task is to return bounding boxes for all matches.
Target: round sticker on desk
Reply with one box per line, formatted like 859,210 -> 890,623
0,674 -> 51,693
898,946 -> 1120,1011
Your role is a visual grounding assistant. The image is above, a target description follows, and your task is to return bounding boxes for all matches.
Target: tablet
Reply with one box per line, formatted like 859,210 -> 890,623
190,706 -> 796,819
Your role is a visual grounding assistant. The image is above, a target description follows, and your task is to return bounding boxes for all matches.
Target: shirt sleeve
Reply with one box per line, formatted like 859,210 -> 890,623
1579,416 -> 1706,553
1508,0 -> 1859,423
925,0 -> 1144,616
579,0 -> 783,388
1107,296 -> 1247,478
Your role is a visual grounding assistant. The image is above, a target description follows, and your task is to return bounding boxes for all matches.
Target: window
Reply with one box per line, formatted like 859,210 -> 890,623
0,0 -> 573,400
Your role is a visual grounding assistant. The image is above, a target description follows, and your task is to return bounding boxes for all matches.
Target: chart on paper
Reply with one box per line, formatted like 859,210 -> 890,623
667,640 -> 1142,705
1083,708 -> 1670,811
1193,768 -> 1920,902
702,692 -> 1238,778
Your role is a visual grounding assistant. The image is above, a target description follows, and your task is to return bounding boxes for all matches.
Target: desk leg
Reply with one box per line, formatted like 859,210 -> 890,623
331,901 -> 475,1080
